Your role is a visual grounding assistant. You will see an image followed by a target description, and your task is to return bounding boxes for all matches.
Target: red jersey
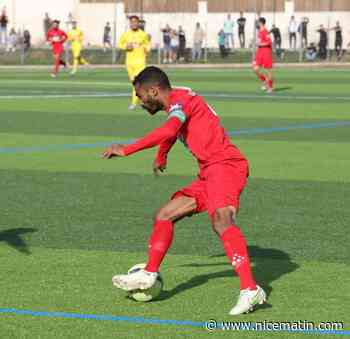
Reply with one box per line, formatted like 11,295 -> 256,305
257,28 -> 272,49
123,88 -> 247,171
47,28 -> 67,49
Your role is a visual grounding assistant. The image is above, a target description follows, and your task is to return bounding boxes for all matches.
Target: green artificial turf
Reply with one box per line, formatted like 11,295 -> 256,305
0,67 -> 349,338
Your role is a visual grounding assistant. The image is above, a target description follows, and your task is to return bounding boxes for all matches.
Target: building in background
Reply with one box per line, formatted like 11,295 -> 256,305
1,0 -> 349,49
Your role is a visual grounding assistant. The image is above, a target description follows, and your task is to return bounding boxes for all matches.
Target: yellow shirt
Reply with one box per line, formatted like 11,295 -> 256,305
68,28 -> 84,47
118,29 -> 150,65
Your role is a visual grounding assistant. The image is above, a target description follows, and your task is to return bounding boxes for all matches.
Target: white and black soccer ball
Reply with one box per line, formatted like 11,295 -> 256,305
127,263 -> 163,302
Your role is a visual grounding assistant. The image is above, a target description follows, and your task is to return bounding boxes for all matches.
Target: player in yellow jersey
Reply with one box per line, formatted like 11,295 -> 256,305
118,15 -> 151,109
67,21 -> 88,75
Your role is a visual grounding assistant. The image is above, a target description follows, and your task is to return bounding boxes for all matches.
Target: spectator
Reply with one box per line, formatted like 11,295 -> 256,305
288,15 -> 298,50
177,26 -> 186,61
269,24 -> 283,58
23,29 -> 31,55
0,8 -> 8,48
7,27 -> 17,52
43,13 -> 52,39
139,19 -> 152,42
192,22 -> 205,61
332,21 -> 343,60
298,17 -> 309,48
103,22 -> 112,52
223,14 -> 234,49
237,11 -> 246,48
218,29 -> 227,58
305,43 -> 317,61
255,12 -> 261,31
317,25 -> 328,60
67,12 -> 74,32
161,24 -> 171,63
170,29 -> 179,63
139,18 -> 146,31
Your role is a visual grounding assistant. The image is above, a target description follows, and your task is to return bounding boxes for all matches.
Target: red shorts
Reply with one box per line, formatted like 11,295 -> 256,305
52,45 -> 64,56
172,160 -> 249,217
254,48 -> 273,69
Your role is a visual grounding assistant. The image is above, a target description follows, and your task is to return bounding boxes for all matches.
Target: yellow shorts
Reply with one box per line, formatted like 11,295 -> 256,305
126,63 -> 146,82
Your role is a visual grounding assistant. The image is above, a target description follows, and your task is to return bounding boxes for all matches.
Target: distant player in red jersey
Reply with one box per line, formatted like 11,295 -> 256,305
103,66 -> 266,315
47,20 -> 67,78
253,17 -> 274,93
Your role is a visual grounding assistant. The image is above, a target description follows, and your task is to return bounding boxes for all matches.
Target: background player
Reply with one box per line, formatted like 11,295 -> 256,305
67,21 -> 89,75
253,17 -> 273,93
118,15 -> 151,110
47,20 -> 67,78
102,66 -> 267,315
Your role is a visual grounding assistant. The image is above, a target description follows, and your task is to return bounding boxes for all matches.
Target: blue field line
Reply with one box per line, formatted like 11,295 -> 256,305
227,120 -> 350,136
0,308 -> 349,336
1,120 -> 350,155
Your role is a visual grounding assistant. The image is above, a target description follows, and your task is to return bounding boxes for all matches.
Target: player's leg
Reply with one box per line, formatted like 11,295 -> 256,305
58,49 -> 66,68
71,47 -> 79,74
76,45 -> 88,65
205,163 -> 266,314
211,206 -> 266,315
79,55 -> 88,65
52,52 -> 61,77
126,64 -> 137,109
144,196 -> 197,272
265,68 -> 273,93
252,63 -> 267,90
131,63 -> 146,108
112,195 -> 197,291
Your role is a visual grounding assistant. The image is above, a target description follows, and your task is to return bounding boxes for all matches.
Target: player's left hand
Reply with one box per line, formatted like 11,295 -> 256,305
153,159 -> 167,176
102,144 -> 126,159
126,43 -> 134,51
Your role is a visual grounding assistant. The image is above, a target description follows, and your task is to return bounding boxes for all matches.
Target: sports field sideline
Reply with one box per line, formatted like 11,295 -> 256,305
0,67 -> 349,338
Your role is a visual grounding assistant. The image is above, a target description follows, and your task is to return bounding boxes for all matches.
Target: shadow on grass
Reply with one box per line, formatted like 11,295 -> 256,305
158,246 -> 298,307
0,228 -> 37,254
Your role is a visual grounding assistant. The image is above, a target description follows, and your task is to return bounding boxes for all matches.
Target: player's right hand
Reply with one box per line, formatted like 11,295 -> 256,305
153,159 -> 166,177
102,144 -> 125,159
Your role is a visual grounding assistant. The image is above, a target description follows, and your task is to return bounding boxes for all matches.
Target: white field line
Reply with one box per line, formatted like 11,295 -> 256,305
0,92 -> 349,101
2,79 -> 130,87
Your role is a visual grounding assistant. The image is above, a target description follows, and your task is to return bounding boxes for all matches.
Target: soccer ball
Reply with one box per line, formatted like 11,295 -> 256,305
126,263 -> 163,302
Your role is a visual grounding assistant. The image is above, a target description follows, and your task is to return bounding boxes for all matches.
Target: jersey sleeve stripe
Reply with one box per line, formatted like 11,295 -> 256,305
168,109 -> 186,123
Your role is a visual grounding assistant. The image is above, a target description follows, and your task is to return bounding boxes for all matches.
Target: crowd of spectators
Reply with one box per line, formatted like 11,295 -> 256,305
0,8 -> 347,63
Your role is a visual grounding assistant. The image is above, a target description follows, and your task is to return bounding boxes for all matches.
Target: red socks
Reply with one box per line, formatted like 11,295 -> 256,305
258,74 -> 266,82
258,74 -> 273,89
220,226 -> 257,290
144,220 -> 256,291
145,220 -> 174,272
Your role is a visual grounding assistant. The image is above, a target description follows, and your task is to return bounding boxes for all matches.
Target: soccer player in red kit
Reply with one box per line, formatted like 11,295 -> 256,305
47,20 -> 67,78
253,17 -> 274,93
103,66 -> 266,315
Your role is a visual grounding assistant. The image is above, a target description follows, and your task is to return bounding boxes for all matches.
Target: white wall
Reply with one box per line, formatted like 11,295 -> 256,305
2,0 -> 77,43
2,0 -> 350,48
